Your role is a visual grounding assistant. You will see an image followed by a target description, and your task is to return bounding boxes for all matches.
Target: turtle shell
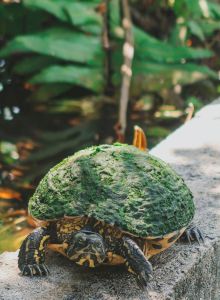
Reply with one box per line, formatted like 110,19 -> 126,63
29,144 -> 195,237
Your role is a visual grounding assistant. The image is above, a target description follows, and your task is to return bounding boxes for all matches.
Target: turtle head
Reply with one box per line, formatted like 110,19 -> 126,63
64,230 -> 106,267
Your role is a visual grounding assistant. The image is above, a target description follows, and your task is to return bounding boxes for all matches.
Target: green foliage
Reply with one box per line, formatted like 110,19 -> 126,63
27,83 -> 72,102
0,27 -> 103,66
186,96 -> 204,110
0,0 -> 218,107
23,0 -> 102,34
0,0 -> 219,188
132,26 -> 216,85
12,55 -> 59,75
0,3 -> 47,37
134,26 -> 213,62
171,0 -> 220,42
30,65 -> 104,93
0,141 -> 18,164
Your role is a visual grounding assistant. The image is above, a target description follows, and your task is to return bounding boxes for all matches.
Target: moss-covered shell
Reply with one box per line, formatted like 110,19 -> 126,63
29,144 -> 195,237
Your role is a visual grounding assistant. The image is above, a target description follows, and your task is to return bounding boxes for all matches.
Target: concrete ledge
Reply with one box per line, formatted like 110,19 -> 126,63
1,99 -> 220,300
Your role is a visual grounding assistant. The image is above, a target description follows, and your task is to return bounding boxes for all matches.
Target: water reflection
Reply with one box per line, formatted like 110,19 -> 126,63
0,59 -> 5,68
3,107 -> 13,120
12,106 -> 20,114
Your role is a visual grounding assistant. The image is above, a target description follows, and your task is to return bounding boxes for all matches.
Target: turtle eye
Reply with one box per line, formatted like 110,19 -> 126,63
77,236 -> 86,246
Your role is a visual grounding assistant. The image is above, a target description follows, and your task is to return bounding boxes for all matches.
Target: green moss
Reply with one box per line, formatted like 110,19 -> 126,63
113,142 -> 128,147
29,144 -> 195,237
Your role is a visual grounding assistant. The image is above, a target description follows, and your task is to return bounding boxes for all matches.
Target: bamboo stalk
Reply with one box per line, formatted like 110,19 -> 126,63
116,0 -> 134,142
102,0 -> 113,96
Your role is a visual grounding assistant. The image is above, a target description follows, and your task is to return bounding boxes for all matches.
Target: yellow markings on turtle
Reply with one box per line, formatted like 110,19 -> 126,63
25,240 -> 30,252
34,250 -> 40,264
78,258 -> 87,266
61,227 -> 70,234
77,257 -> 95,268
39,235 -> 50,251
63,242 -> 68,250
60,223 -> 76,234
106,251 -> 113,262
56,217 -> 87,238
48,243 -> 67,257
94,220 -> 101,227
123,243 -> 131,255
88,259 -> 95,268
142,241 -> 149,257
128,266 -> 135,274
104,252 -> 125,265
124,261 -> 134,273
146,227 -> 186,258
99,228 -> 104,235
114,230 -> 123,239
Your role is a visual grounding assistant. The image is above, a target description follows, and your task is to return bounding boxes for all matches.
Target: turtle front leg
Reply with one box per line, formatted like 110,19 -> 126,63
181,223 -> 204,244
18,227 -> 50,276
119,237 -> 153,287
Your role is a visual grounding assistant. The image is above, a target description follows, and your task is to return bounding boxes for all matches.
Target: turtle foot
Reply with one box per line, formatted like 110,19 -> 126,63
21,263 -> 50,277
136,261 -> 153,288
182,224 -> 204,244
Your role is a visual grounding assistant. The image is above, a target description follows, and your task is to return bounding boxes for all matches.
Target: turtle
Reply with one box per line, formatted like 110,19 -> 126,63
18,126 -> 203,287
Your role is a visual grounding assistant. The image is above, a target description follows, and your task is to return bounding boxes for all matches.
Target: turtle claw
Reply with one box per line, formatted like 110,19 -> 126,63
183,225 -> 204,244
35,264 -> 43,276
21,263 -> 50,277
22,265 -> 33,277
134,260 -> 153,288
137,267 -> 153,288
41,263 -> 50,275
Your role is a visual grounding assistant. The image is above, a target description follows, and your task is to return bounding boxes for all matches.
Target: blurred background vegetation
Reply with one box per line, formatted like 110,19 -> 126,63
0,0 -> 220,252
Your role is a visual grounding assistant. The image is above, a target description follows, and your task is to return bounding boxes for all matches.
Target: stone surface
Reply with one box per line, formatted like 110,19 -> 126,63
1,99 -> 220,300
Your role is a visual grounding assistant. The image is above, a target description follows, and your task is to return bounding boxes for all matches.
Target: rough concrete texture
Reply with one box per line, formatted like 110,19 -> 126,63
1,99 -> 220,300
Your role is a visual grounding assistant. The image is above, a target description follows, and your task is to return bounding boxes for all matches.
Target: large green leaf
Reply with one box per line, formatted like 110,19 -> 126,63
29,65 -> 104,93
133,60 -> 217,78
0,3 -> 47,37
24,121 -> 98,163
208,2 -> 220,20
0,27 -> 104,67
28,83 -> 73,102
130,71 -> 214,97
172,0 -> 203,18
23,0 -> 102,34
13,55 -> 59,75
199,19 -> 220,36
45,96 -> 102,114
134,27 -> 213,63
188,20 -> 205,41
23,0 -> 67,22
64,2 -> 102,34
173,0 -> 220,20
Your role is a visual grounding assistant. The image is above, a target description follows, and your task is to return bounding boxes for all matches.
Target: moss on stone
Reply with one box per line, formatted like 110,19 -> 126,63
28,144 -> 195,237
